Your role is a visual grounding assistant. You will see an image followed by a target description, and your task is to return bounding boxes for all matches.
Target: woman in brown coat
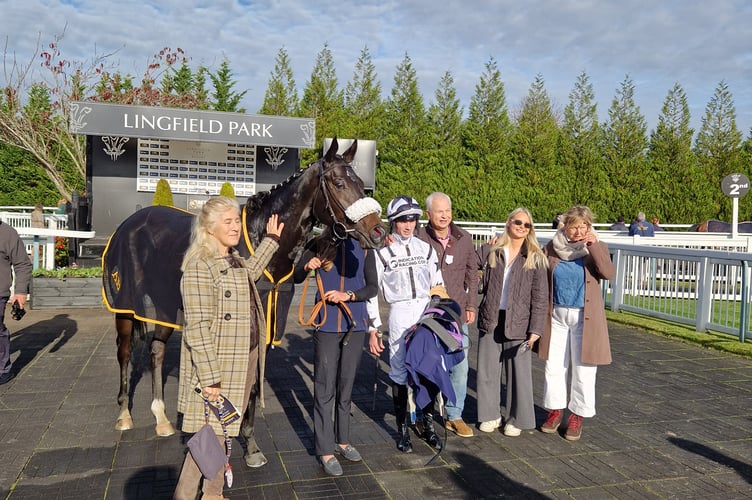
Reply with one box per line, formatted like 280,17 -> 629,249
538,205 -> 615,442
174,196 -> 283,500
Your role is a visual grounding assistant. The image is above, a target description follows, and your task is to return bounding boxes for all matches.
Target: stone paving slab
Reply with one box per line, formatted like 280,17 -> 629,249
1,295 -> 752,499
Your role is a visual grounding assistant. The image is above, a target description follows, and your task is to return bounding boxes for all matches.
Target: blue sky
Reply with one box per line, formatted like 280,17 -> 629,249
4,0 -> 752,137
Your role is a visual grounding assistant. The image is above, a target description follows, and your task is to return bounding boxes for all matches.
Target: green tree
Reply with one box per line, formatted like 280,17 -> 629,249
601,75 -> 650,220
426,71 -> 468,215
511,74 -> 563,221
342,46 -> 385,140
152,179 -> 174,206
219,181 -> 236,199
206,60 -> 247,113
694,80 -> 744,220
462,57 -> 513,220
259,47 -> 298,116
559,71 -> 607,215
298,44 -> 345,166
378,53 -> 430,203
648,83 -> 708,223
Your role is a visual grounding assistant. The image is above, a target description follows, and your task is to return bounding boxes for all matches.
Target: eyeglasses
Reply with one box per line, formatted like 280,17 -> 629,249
510,219 -> 532,229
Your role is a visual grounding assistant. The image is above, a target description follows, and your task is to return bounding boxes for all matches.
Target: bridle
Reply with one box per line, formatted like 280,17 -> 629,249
314,159 -> 364,241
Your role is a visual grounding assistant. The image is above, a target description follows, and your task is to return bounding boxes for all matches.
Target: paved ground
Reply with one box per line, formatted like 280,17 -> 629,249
1,289 -> 752,499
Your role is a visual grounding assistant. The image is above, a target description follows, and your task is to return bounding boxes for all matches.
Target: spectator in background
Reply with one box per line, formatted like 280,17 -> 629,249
30,204 -> 45,229
552,212 -> 564,230
651,217 -> 665,231
628,212 -> 655,237
56,199 -> 67,215
608,216 -> 627,231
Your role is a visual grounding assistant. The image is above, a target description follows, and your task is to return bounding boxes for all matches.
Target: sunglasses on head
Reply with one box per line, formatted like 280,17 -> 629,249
510,219 -> 532,229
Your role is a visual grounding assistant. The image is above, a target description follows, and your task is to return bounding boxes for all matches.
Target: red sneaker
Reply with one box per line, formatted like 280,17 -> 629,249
540,409 -> 563,433
565,413 -> 583,441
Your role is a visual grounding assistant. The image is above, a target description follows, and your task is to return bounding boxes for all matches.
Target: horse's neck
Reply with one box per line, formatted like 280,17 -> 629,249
246,165 -> 320,277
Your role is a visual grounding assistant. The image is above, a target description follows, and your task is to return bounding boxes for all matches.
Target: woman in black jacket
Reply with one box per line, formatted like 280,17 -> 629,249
476,208 -> 548,436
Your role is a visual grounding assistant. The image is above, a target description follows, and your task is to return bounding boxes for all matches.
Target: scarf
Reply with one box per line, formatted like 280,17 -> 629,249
551,228 -> 595,261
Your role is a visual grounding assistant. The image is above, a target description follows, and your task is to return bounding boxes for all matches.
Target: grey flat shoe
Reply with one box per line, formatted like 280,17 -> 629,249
335,444 -> 362,462
319,456 -> 343,476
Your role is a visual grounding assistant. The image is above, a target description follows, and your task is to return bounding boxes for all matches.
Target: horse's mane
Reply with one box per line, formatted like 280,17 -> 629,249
244,162 -> 315,212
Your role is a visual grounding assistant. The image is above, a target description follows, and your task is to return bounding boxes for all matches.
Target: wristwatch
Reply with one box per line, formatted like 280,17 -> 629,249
346,290 -> 355,301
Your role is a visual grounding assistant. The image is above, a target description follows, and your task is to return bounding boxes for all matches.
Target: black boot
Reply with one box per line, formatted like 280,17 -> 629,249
422,412 -> 442,450
392,383 -> 412,453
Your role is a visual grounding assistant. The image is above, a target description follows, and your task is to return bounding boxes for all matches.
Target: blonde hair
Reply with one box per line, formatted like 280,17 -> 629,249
181,196 -> 240,271
563,205 -> 595,228
488,207 -> 548,270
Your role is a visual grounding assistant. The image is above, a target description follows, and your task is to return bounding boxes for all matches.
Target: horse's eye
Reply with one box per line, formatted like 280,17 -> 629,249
334,178 -> 346,189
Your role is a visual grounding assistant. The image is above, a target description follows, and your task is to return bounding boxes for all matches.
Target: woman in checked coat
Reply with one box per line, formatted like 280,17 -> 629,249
174,196 -> 284,500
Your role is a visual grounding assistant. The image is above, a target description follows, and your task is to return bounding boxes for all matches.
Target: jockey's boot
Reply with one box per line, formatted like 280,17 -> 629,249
392,383 -> 412,453
422,411 -> 442,450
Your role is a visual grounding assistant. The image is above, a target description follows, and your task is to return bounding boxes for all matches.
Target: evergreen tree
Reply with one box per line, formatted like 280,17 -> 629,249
259,47 -> 298,116
462,57 -> 513,220
694,80 -> 744,220
298,44 -> 345,166
648,83 -> 708,223
511,74 -> 563,222
207,60 -> 247,113
152,179 -> 174,206
219,181 -> 236,199
342,46 -> 385,140
378,53 -> 429,204
559,71 -> 607,216
601,75 -> 650,220
426,71 -> 467,216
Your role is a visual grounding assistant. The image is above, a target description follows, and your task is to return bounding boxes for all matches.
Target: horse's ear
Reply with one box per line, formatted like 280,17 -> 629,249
342,139 -> 358,163
324,137 -> 339,163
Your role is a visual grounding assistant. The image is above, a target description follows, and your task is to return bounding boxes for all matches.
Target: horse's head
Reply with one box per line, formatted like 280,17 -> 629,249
312,138 -> 386,249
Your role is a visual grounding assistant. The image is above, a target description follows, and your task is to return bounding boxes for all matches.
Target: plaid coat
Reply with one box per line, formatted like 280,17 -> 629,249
177,238 -> 278,435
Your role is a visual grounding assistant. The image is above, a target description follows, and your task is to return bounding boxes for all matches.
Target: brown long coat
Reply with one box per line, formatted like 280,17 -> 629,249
538,240 -> 615,366
177,238 -> 278,435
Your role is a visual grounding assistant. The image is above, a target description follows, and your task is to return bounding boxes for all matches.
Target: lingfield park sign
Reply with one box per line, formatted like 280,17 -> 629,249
69,101 -> 315,148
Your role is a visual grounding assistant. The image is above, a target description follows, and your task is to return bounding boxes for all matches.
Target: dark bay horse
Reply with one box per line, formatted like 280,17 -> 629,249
690,220 -> 752,233
101,138 -> 385,467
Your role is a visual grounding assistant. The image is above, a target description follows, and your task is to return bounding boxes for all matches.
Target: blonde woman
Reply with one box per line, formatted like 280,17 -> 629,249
174,196 -> 283,500
476,208 -> 548,436
538,205 -> 615,441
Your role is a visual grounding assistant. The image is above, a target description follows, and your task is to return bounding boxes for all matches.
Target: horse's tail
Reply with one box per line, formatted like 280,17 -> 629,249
132,319 -> 148,347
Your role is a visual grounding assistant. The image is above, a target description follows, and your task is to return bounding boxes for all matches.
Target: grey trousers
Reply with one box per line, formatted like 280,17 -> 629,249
476,311 -> 536,429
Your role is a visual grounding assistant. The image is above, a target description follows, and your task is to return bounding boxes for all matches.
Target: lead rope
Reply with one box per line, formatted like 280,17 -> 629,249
202,398 -> 233,487
298,269 -> 356,344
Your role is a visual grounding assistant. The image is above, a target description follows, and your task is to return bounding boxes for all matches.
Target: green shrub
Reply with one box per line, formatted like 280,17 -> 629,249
152,179 -> 174,206
219,182 -> 236,199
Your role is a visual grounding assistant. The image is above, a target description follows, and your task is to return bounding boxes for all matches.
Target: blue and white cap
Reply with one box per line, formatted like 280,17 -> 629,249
386,195 -> 422,223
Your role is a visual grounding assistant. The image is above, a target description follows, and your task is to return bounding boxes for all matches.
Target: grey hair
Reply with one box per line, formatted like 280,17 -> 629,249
425,192 -> 451,212
181,196 -> 240,270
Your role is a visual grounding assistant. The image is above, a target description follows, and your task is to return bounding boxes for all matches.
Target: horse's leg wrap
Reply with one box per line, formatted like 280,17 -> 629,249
241,391 -> 267,468
150,337 -> 175,437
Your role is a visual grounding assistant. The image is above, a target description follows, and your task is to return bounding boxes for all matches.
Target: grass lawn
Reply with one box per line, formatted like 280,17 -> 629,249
607,309 -> 752,359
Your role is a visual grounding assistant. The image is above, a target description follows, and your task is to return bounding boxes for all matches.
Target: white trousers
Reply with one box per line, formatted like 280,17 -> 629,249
387,299 -> 428,385
542,306 -> 598,418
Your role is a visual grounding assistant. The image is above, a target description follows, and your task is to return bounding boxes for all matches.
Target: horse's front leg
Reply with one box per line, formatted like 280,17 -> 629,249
241,388 -> 267,467
115,314 -> 134,431
150,326 -> 176,437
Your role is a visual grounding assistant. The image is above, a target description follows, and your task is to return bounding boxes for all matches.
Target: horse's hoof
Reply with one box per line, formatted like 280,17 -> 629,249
115,417 -> 134,431
245,451 -> 267,468
155,422 -> 176,437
